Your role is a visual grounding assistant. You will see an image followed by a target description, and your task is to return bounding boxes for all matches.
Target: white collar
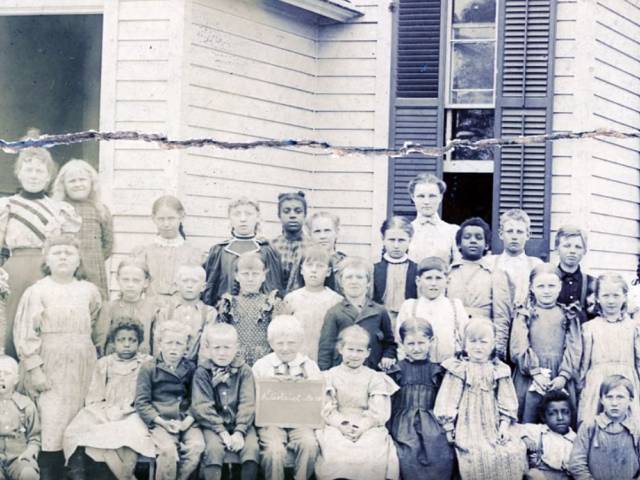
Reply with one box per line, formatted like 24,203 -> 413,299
383,253 -> 409,264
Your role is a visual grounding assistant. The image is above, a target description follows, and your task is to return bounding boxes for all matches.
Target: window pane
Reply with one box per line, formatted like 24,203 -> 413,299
450,109 -> 495,160
453,0 -> 497,24
452,42 -> 495,90
453,24 -> 495,40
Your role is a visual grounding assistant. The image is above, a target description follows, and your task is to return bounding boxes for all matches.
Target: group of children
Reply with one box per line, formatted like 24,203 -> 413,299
0,150 -> 638,480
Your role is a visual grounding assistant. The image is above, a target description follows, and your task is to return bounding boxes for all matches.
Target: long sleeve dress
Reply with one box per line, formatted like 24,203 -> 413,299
13,276 -> 102,451
434,357 -> 527,480
578,315 -> 640,425
62,352 -> 156,463
315,364 -> 400,480
510,304 -> 582,423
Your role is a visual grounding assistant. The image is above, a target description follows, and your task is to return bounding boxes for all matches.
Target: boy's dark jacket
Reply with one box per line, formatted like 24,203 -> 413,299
135,355 -> 196,426
372,259 -> 418,305
190,357 -> 255,436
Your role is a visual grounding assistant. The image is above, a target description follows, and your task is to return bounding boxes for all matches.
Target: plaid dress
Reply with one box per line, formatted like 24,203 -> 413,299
270,233 -> 314,294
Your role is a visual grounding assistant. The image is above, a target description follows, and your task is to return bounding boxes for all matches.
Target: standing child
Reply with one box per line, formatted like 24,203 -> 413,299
315,326 -> 399,480
135,320 -> 205,480
372,216 -> 418,329
191,323 -> 260,480
13,234 -> 102,479
203,197 -> 283,306
253,315 -> 321,480
52,159 -> 113,300
283,246 -> 342,362
304,211 -> 346,293
388,319 -> 454,480
395,257 -> 468,363
317,257 -> 396,371
446,217 -> 513,359
216,252 -> 284,366
511,263 -> 582,423
132,195 -> 204,298
577,273 -> 640,425
569,375 -> 640,480
63,318 -> 155,480
434,318 -> 527,480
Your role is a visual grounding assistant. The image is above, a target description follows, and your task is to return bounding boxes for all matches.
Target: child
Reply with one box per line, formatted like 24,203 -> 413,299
555,225 -> 596,323
315,325 -> 399,480
568,374 -> 640,480
395,256 -> 468,362
488,209 -> 543,307
203,196 -> 283,306
253,315 -> 322,480
135,320 -> 205,480
52,159 -> 114,300
13,234 -> 102,479
0,145 -> 81,358
283,246 -> 342,362
151,264 -> 216,360
0,268 -> 8,354
577,273 -> 640,425
434,318 -> 527,480
191,323 -> 259,480
270,191 -> 313,294
446,217 -> 513,359
132,195 -> 204,298
317,257 -> 396,371
388,318 -> 454,480
0,355 -> 40,480
63,318 -> 155,480
510,263 -> 582,423
372,216 -> 418,325
216,252 -> 284,366
517,390 -> 576,480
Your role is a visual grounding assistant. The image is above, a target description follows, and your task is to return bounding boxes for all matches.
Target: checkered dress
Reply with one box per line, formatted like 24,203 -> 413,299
270,234 -> 314,293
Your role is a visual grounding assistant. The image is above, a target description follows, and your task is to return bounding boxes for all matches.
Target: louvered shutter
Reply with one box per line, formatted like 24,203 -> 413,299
388,0 -> 444,217
492,0 -> 556,258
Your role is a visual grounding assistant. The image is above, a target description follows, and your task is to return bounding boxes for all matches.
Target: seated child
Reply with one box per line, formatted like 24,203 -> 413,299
517,390 -> 576,480
135,320 -> 205,480
388,318 -> 454,480
568,374 -> 640,480
315,326 -> 399,480
151,264 -> 216,360
253,315 -> 322,480
446,217 -> 512,359
283,246 -> 342,362
395,257 -> 468,362
317,257 -> 396,371
217,252 -> 285,366
0,355 -> 39,480
191,323 -> 259,480
63,317 -> 155,480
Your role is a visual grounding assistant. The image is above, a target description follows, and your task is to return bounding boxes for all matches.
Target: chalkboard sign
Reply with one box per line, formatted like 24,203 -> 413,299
255,379 -> 325,429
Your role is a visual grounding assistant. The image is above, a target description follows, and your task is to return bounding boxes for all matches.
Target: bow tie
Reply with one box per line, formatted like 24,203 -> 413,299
417,216 -> 438,226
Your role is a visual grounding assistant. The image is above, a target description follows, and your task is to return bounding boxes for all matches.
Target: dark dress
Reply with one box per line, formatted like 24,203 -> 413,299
388,359 -> 454,480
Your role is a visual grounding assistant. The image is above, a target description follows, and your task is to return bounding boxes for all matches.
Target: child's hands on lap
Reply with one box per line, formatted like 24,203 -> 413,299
155,417 -> 180,434
17,445 -> 38,463
179,416 -> 195,432
220,431 -> 232,450
379,357 -> 396,371
228,432 -> 245,452
338,420 -> 354,439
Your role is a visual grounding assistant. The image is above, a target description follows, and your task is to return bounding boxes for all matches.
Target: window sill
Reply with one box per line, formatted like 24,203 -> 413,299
273,0 -> 363,23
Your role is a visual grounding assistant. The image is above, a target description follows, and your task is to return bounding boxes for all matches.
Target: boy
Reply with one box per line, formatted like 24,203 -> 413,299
554,226 -> 595,323
151,264 -> 216,360
253,315 -> 321,480
0,355 -> 39,480
135,321 -> 204,480
518,390 -> 576,480
446,217 -> 513,359
317,257 -> 397,371
191,323 -> 259,480
488,209 -> 543,306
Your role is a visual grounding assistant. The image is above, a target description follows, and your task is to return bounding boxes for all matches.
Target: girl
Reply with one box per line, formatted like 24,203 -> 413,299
217,252 -> 284,366
132,195 -> 204,297
306,211 -> 346,293
315,325 -> 399,480
13,234 -> 102,479
434,318 -> 527,480
388,318 -> 454,480
577,273 -> 640,425
373,216 -> 418,326
510,263 -> 582,423
569,375 -> 640,480
52,159 -> 113,299
63,317 -> 155,480
203,196 -> 283,306
0,145 -> 81,358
